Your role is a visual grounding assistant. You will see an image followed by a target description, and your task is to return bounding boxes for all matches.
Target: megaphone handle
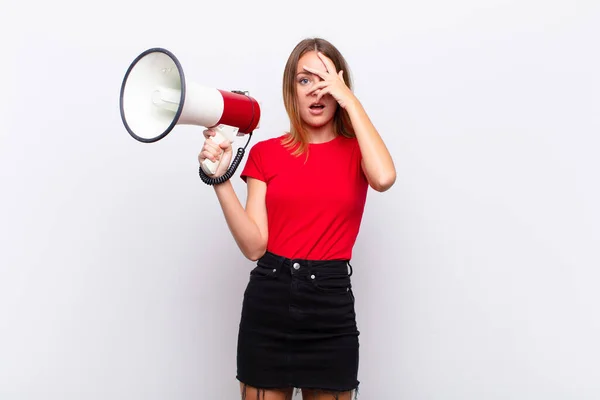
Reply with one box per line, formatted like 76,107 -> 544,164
198,131 -> 253,186
200,129 -> 229,175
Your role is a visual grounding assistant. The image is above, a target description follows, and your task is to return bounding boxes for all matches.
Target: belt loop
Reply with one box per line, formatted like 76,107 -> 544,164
347,261 -> 353,276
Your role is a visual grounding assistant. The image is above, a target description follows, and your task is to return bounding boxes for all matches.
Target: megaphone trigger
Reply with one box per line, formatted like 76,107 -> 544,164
200,124 -> 238,176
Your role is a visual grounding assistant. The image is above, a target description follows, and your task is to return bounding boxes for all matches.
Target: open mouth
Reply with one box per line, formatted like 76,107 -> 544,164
309,103 -> 325,110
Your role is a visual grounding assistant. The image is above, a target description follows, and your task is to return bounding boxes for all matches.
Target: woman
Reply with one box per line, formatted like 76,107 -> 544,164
199,37 -> 396,400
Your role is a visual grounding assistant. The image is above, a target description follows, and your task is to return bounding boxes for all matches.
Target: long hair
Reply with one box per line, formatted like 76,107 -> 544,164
281,38 -> 355,156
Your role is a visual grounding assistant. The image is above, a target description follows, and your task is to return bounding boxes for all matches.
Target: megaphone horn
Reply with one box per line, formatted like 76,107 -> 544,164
119,47 -> 261,185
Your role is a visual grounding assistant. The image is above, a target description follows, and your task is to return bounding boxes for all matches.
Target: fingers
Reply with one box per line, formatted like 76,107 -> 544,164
219,141 -> 232,150
316,88 -> 329,103
306,81 -> 332,103
199,150 -> 217,163
307,86 -> 327,103
303,65 -> 327,80
303,62 -> 342,86
317,52 -> 336,73
205,137 -> 220,151
202,128 -> 216,139
306,81 -> 328,95
199,137 -> 222,163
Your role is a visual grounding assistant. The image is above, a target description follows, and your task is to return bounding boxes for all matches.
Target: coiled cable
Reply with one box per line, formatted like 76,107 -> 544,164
198,90 -> 255,186
198,133 -> 253,185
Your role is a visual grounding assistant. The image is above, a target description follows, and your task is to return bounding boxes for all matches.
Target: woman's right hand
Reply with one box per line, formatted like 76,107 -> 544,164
198,128 -> 233,177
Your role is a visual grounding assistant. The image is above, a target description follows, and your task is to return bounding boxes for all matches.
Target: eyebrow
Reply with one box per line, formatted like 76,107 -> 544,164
296,71 -> 316,77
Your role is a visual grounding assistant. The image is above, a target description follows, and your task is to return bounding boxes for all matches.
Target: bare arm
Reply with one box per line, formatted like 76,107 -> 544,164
303,52 -> 396,192
213,178 -> 268,261
199,129 -> 268,261
346,98 -> 397,192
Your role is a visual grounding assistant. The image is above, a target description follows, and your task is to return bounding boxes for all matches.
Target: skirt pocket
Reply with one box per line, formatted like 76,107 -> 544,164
249,262 -> 279,281
309,270 -> 352,295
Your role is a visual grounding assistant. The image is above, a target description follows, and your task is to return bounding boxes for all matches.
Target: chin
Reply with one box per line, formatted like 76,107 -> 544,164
304,120 -> 329,128
301,114 -> 335,128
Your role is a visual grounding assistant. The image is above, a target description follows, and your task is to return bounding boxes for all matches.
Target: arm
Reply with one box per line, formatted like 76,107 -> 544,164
212,178 -> 268,261
303,52 -> 396,192
345,99 -> 396,192
199,129 -> 268,261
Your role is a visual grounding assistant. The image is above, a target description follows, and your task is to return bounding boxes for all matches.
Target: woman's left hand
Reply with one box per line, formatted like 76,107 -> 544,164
303,52 -> 357,110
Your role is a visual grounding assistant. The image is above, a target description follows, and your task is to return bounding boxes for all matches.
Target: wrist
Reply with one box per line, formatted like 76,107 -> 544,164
213,179 -> 233,192
344,96 -> 361,114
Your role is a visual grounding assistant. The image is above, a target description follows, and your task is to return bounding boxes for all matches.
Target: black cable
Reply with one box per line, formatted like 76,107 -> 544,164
198,132 -> 253,185
198,90 -> 255,186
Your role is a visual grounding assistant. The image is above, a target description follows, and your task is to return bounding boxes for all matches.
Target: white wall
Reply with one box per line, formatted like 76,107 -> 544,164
2,1 -> 599,399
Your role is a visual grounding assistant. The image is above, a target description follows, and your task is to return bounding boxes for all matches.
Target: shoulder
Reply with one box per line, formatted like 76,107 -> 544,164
331,135 -> 361,156
333,135 -> 365,176
244,133 -> 290,172
241,134 -> 290,183
338,134 -> 359,147
248,134 -> 288,153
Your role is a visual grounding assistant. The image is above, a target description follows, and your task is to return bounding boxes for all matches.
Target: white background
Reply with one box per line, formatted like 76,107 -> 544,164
1,0 -> 599,399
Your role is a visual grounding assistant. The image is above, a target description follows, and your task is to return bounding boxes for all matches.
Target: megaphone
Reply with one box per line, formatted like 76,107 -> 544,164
119,47 -> 261,185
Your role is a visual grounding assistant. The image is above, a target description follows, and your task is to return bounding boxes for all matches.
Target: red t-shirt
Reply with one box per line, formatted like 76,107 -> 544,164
240,134 -> 369,260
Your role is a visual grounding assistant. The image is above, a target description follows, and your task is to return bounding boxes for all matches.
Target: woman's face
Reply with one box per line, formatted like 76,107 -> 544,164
294,51 -> 338,129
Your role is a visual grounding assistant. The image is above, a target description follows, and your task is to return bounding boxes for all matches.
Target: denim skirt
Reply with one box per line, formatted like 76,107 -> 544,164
236,251 -> 360,394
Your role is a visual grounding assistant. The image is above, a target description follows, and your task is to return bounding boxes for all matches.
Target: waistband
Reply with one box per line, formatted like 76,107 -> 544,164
258,251 -> 353,276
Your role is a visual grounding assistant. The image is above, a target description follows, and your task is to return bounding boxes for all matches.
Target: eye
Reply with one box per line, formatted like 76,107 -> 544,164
298,77 -> 309,85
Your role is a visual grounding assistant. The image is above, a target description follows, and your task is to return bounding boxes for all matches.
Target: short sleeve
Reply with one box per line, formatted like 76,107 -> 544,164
240,142 -> 266,183
353,137 -> 363,164
351,137 -> 368,183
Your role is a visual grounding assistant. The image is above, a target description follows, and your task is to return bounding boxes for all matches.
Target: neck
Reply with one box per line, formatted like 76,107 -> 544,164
305,122 -> 336,144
